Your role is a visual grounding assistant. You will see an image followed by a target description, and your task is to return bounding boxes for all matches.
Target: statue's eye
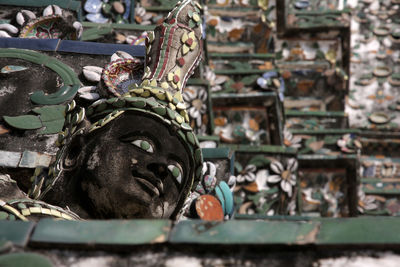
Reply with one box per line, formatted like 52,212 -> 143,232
168,163 -> 182,184
131,139 -> 154,153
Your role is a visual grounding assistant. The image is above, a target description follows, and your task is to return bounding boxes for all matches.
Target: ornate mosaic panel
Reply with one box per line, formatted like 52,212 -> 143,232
346,0 -> 400,131
232,148 -> 299,216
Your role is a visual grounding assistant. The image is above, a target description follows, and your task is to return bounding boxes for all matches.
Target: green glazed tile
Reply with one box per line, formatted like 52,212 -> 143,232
0,221 -> 35,247
317,217 -> 400,245
30,219 -> 171,247
0,253 -> 52,267
202,148 -> 231,159
170,220 -> 319,244
3,115 -> 42,130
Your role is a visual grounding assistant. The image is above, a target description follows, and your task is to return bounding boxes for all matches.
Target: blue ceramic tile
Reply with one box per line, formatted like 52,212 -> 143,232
84,0 -> 103,13
86,13 -> 109,23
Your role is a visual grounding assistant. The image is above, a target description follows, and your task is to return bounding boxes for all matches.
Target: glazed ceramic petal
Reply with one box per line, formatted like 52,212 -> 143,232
270,161 -> 284,174
266,174 -> 281,183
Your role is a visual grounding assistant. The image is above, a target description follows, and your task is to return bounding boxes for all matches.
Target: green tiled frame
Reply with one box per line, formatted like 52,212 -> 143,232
29,219 -> 171,248
202,147 -> 235,175
212,92 -> 285,146
2,217 -> 400,249
170,220 -> 320,245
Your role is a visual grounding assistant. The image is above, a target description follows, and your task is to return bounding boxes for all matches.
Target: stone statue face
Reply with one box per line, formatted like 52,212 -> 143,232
77,112 -> 191,219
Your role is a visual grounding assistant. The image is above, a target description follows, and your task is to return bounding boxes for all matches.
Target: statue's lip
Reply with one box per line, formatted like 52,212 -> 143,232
135,177 -> 163,197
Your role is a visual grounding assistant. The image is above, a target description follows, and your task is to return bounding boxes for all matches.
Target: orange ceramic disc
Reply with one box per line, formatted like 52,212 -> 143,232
195,195 -> 224,221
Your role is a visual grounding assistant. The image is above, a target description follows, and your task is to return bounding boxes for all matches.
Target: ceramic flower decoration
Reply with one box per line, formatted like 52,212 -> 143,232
236,165 -> 257,183
283,128 -> 302,149
357,188 -> 378,214
337,133 -> 361,153
267,159 -> 298,197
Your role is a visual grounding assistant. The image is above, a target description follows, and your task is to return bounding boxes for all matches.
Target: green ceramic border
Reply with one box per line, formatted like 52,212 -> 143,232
285,110 -> 347,117
222,144 -> 297,155
81,22 -> 156,41
202,147 -> 235,175
209,53 -> 275,59
290,129 -> 360,135
0,48 -> 81,104
2,217 -> 400,248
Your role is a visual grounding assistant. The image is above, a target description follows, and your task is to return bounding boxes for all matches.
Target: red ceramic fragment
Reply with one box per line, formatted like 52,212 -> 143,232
195,195 -> 224,221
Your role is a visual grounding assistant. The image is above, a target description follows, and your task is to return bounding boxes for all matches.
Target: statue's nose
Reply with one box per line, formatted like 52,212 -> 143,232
147,163 -> 169,180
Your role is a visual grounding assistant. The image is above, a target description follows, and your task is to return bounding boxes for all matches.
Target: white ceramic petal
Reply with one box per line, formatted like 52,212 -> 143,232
292,135 -> 302,144
195,114 -> 202,127
83,66 -> 103,82
73,21 -> 83,38
111,50 -> 133,61
183,92 -> 193,102
292,143 -> 302,149
214,75 -> 228,85
53,5 -> 62,15
200,104 -> 207,113
289,174 -> 297,186
280,180 -> 292,197
78,86 -> 97,94
337,139 -> 346,148
284,129 -> 292,140
287,158 -> 298,172
211,85 -> 222,92
266,174 -> 281,183
43,5 -> 53,16
246,172 -> 256,182
125,35 -> 137,44
236,174 -> 245,183
255,169 -> 269,190
0,24 -> 18,34
17,10 -> 36,25
199,141 -> 217,149
270,161 -> 284,174
207,162 -> 217,177
22,10 -> 36,20
198,88 -> 208,101
79,92 -> 100,101
16,12 -> 25,26
189,107 -> 200,119
246,164 -> 257,173
43,5 -> 62,16
202,162 -> 208,175
228,175 -> 236,187
0,30 -> 11,38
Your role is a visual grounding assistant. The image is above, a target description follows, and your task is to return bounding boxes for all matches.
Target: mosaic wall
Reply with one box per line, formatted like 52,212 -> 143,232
1,0 -> 400,223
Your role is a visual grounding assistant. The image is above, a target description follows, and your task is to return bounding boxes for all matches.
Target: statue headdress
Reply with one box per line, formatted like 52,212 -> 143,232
29,0 -> 204,218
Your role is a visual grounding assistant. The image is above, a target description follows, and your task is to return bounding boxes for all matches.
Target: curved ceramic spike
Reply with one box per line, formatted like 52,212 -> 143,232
73,21 -> 83,39
144,0 -> 203,94
78,86 -> 97,94
16,10 -> 36,25
16,12 -> 25,26
43,5 -> 62,16
83,66 -> 104,82
0,30 -> 11,38
0,24 -> 18,34
111,50 -> 134,61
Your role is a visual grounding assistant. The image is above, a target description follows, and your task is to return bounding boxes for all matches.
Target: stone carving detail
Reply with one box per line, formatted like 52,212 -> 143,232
1,0 -> 204,221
